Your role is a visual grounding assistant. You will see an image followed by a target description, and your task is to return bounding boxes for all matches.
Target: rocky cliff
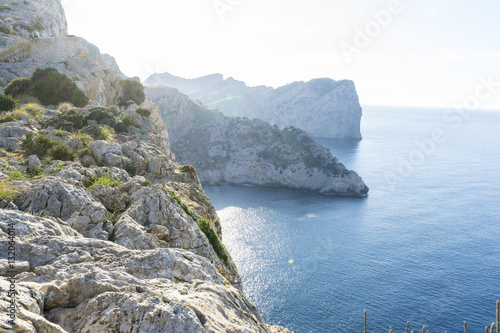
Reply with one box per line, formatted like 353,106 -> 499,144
144,72 -> 363,139
0,0 -> 124,105
0,0 -> 292,331
0,99 -> 290,332
146,86 -> 369,196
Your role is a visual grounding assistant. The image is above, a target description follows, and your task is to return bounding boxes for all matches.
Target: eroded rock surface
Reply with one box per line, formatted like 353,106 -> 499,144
0,98 -> 292,332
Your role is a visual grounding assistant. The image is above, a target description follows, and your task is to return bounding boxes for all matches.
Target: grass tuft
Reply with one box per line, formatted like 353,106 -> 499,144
88,173 -> 123,190
0,181 -> 16,200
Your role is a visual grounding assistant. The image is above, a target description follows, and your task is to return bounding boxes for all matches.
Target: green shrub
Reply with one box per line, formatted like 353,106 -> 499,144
109,105 -> 120,115
88,173 -> 123,190
78,148 -> 89,157
21,132 -> 51,157
0,113 -> 16,123
6,69 -> 89,107
81,124 -> 110,140
166,188 -> 228,262
48,143 -> 75,161
122,116 -> 133,127
86,107 -> 118,127
27,165 -> 43,178
180,165 -> 196,174
54,128 -> 66,137
42,156 -> 52,164
0,181 -> 16,201
30,68 -> 88,106
0,94 -> 17,111
86,107 -> 131,134
53,162 -> 64,173
136,108 -> 151,118
7,169 -> 28,181
113,121 -> 129,133
21,133 -> 75,161
97,126 -> 111,140
117,80 -> 145,106
42,109 -> 85,132
196,219 -> 228,263
4,78 -> 32,100
124,159 -> 137,175
20,103 -> 44,121
71,133 -> 92,146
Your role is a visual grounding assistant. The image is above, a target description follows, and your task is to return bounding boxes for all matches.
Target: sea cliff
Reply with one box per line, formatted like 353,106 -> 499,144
144,72 -> 363,139
147,85 -> 369,196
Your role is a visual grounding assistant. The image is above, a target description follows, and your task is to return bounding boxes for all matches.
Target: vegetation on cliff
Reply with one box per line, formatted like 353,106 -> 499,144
5,68 -> 89,106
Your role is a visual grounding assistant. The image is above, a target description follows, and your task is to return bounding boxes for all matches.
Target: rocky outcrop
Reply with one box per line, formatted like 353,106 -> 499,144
0,0 -> 124,105
0,0 -> 67,45
147,86 -> 369,196
0,0 -> 295,330
144,72 -> 363,139
0,210 -> 289,333
0,97 -> 291,331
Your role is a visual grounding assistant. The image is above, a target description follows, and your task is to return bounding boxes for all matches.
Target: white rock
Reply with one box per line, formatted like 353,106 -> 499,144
89,140 -> 122,164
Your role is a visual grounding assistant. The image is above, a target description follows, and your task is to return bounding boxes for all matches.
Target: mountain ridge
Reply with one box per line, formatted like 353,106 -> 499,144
144,71 -> 363,139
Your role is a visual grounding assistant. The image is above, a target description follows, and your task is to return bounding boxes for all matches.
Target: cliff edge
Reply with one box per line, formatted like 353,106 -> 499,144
0,98 -> 290,332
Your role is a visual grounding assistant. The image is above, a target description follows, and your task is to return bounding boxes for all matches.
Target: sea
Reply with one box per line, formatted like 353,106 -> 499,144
203,106 -> 500,333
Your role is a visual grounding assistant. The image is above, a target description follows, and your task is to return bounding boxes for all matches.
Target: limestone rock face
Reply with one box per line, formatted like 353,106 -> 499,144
0,98 -> 293,332
147,86 -> 369,196
15,177 -> 111,240
0,37 -> 124,105
89,140 -> 123,164
0,0 -> 67,44
144,72 -> 363,139
0,122 -> 34,151
0,0 -> 124,104
0,209 -> 284,333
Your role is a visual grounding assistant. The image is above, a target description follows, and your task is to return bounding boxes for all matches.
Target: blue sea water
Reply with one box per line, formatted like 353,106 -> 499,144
203,106 -> 500,333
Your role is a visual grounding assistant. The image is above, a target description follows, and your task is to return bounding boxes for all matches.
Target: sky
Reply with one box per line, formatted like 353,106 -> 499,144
60,0 -> 500,109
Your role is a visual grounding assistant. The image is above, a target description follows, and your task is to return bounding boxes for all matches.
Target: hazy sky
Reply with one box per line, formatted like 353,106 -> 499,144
61,0 -> 500,109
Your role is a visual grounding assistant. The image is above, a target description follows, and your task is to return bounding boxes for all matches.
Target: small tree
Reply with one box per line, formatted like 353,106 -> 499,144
4,77 -> 32,100
5,68 -> 89,107
116,79 -> 145,106
30,68 -> 89,107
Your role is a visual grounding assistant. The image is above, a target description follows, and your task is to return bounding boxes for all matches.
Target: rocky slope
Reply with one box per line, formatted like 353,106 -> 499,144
144,72 -> 363,139
0,99 -> 290,332
0,0 -> 293,330
0,0 -> 124,105
146,86 -> 369,196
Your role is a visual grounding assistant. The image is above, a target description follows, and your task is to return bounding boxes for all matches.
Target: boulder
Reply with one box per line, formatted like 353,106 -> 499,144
15,177 -> 110,239
28,154 -> 41,169
110,214 -> 163,250
89,140 -> 122,165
